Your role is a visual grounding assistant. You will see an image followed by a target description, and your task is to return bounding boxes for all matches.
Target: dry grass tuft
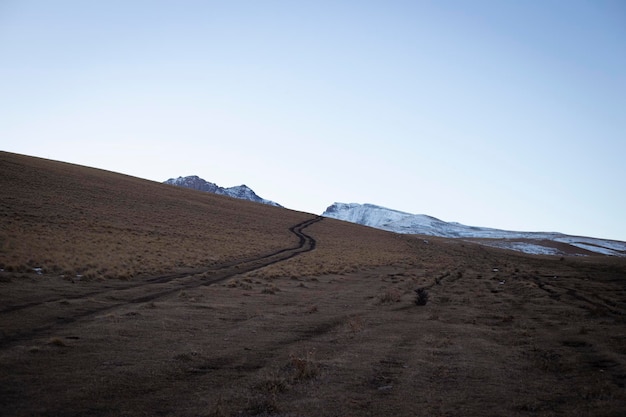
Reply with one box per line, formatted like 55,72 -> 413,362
261,284 -> 280,294
207,396 -> 229,417
378,288 -> 403,304
244,395 -> 281,416
289,350 -> 319,381
47,337 -> 67,347
256,370 -> 291,395
346,315 -> 364,334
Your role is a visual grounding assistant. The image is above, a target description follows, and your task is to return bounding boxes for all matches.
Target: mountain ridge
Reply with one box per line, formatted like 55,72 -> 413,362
163,175 -> 625,257
322,202 -> 626,257
164,175 -> 282,207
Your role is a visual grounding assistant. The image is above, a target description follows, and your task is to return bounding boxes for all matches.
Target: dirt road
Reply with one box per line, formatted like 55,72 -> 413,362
0,217 -> 322,348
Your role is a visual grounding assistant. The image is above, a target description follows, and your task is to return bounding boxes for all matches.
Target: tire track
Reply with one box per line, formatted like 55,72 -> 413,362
0,217 -> 321,315
0,216 -> 323,347
527,275 -> 625,319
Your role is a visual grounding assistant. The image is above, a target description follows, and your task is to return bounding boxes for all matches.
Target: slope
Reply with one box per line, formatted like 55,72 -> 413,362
1,151 -> 626,417
1,152 -> 306,279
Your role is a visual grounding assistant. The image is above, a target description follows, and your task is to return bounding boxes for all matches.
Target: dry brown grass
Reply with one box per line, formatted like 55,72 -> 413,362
289,349 -> 319,380
242,217 -> 425,282
0,152 -> 309,279
1,151 -> 626,417
378,287 -> 403,304
46,337 -> 66,347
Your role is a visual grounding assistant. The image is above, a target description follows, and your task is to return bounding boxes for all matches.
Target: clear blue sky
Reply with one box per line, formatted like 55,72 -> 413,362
1,1 -> 625,241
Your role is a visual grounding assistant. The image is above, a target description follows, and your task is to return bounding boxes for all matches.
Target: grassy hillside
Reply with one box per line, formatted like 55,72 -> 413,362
0,151 -> 309,278
1,151 -> 625,417
0,151 -> 421,280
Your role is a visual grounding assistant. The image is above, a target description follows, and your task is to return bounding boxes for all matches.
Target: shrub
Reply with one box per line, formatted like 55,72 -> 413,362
262,284 -> 279,294
414,288 -> 429,306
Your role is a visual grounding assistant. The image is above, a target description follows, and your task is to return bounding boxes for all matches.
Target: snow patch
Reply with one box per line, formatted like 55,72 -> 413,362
478,241 -> 563,256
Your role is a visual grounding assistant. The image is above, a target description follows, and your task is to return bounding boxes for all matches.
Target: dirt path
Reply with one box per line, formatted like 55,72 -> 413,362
0,216 -> 322,348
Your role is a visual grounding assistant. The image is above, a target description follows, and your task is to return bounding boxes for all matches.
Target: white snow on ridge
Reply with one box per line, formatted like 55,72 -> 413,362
554,236 -> 626,253
561,242 -> 623,256
479,241 -> 563,256
164,176 -> 282,207
322,202 -> 626,257
323,203 -> 404,227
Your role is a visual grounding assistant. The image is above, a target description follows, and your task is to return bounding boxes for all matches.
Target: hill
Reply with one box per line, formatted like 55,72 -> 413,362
1,151 -> 625,417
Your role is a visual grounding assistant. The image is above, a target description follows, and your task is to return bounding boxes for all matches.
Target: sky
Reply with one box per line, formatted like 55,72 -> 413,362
1,1 -> 625,241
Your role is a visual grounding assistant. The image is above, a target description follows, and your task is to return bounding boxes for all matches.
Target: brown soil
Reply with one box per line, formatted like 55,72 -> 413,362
1,152 -> 625,416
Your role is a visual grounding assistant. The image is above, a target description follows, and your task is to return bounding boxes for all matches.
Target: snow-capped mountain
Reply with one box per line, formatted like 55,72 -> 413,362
164,176 -> 282,207
322,203 -> 626,257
